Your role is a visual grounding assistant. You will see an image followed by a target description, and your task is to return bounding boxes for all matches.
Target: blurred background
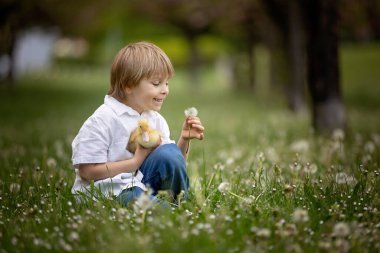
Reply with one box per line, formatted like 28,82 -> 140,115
1,0 -> 380,133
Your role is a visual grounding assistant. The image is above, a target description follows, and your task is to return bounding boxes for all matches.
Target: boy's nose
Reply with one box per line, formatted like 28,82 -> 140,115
161,85 -> 169,94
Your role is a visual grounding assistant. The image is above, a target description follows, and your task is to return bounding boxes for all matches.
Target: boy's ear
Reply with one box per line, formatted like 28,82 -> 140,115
125,86 -> 132,94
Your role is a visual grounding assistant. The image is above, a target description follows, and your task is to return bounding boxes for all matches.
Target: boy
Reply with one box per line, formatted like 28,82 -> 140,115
71,42 -> 204,206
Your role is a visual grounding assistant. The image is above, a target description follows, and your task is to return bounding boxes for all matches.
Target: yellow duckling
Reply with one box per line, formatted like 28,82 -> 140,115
127,118 -> 161,153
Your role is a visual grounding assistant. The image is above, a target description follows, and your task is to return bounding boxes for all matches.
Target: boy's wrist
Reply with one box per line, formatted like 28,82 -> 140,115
131,156 -> 143,171
181,136 -> 190,142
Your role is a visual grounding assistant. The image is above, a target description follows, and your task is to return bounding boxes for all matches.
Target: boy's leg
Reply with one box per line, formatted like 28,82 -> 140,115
116,186 -> 145,207
116,186 -> 169,208
139,143 -> 189,199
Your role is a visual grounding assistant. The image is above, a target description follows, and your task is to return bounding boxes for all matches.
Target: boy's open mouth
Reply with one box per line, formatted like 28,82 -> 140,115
154,98 -> 163,102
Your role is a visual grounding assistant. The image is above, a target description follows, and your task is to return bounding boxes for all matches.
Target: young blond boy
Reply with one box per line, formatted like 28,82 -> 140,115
71,42 -> 204,206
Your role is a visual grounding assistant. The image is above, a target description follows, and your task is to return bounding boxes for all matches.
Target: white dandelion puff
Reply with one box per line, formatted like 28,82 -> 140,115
9,183 -> 21,194
333,222 -> 350,238
292,208 -> 309,223
217,182 -> 230,193
184,107 -> 198,117
133,193 -> 155,213
290,139 -> 309,153
364,141 -> 375,154
335,172 -> 356,185
332,129 -> 345,141
256,228 -> 271,239
46,158 -> 57,168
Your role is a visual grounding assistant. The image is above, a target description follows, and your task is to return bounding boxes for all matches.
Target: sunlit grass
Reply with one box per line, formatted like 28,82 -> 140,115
0,43 -> 379,253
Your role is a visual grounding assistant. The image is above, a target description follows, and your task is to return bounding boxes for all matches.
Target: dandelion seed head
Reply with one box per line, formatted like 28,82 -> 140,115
257,152 -> 265,162
68,232 -> 79,242
332,129 -> 345,141
290,139 -> 309,153
217,182 -> 230,193
364,141 -> 375,153
333,222 -> 350,238
46,157 -> 57,168
256,228 -> 271,239
292,208 -> 309,223
334,238 -> 350,253
184,107 -> 198,117
226,229 -> 234,235
9,183 -> 20,194
134,193 -> 154,213
335,172 -> 356,185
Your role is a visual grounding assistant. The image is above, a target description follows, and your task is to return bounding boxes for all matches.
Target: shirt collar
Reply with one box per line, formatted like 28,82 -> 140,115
104,95 -> 155,117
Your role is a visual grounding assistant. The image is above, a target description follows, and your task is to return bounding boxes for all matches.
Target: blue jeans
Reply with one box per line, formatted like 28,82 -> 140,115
116,144 -> 189,206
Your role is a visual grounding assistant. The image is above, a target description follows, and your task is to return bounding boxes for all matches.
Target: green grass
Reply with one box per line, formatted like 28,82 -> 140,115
0,43 -> 380,253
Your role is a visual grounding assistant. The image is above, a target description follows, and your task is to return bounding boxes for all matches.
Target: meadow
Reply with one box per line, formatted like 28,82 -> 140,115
0,43 -> 380,253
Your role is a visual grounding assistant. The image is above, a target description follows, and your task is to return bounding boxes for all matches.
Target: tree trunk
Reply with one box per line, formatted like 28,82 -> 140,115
304,0 -> 346,132
287,0 -> 306,113
0,24 -> 16,85
248,42 -> 255,91
364,0 -> 380,40
187,34 -> 201,86
262,0 -> 306,112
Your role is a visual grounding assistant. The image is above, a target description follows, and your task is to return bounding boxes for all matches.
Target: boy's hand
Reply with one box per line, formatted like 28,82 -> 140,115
133,144 -> 156,165
181,116 -> 205,141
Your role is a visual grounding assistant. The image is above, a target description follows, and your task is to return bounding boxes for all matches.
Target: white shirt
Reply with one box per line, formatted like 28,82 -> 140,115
71,95 -> 175,198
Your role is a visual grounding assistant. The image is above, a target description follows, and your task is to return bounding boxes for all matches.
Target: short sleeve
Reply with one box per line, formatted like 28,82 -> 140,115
72,116 -> 110,167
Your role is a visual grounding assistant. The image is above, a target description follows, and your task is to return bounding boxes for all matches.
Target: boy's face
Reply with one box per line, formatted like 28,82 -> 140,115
125,75 -> 169,113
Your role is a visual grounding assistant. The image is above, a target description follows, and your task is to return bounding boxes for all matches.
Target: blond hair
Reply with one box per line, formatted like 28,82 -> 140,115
108,42 -> 174,100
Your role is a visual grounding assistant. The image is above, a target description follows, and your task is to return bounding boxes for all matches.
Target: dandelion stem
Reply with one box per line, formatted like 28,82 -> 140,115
228,191 -> 247,201
186,122 -> 190,154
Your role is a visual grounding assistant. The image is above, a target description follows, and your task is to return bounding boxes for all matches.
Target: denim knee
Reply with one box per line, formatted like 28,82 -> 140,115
139,144 -> 189,197
116,186 -> 145,207
153,144 -> 186,178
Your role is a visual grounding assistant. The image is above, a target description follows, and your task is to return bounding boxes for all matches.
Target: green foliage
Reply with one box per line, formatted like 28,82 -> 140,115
0,44 -> 379,252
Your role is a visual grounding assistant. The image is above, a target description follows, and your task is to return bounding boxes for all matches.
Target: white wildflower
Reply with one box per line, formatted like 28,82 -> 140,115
59,239 -> 72,252
226,157 -> 234,165
332,129 -> 345,141
333,222 -> 350,238
68,231 -> 79,242
289,163 -> 302,172
334,239 -> 350,253
304,163 -> 318,174
266,147 -> 279,163
243,195 -> 255,205
134,193 -> 155,213
9,183 -> 21,194
372,133 -> 380,145
290,139 -> 309,153
256,228 -> 271,239
257,152 -> 265,162
218,182 -> 230,193
184,107 -> 198,117
292,208 -> 309,223
46,157 -> 57,168
335,172 -> 356,185
364,141 -> 375,154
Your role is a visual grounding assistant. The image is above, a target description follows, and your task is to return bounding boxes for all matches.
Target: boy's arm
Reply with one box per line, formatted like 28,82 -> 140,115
78,145 -> 153,181
177,116 -> 204,158
177,136 -> 190,159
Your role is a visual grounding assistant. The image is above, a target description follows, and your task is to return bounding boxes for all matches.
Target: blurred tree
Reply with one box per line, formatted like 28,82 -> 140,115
131,0 -> 218,85
0,0 -> 110,83
340,0 -> 380,41
213,0 -> 263,90
364,0 -> 380,39
301,0 -> 346,132
261,0 -> 307,113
